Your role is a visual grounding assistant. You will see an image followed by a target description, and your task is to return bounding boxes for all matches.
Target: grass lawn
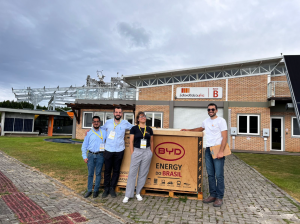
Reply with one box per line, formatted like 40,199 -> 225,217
234,153 -> 300,202
0,136 -> 87,194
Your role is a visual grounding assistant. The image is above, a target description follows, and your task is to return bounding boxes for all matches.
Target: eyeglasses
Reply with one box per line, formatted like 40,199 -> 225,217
207,109 -> 216,112
92,121 -> 100,123
139,115 -> 146,118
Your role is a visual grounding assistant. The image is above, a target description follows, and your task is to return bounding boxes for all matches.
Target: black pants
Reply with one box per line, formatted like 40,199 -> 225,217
104,150 -> 124,190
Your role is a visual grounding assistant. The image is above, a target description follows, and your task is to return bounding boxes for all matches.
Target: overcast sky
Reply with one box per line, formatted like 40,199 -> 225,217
1,0 -> 300,103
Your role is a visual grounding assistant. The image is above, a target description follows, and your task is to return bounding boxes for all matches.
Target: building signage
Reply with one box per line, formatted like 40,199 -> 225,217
176,87 -> 222,99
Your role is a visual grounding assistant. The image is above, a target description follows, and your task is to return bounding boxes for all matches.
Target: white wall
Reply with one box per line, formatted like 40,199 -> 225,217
173,107 -> 224,147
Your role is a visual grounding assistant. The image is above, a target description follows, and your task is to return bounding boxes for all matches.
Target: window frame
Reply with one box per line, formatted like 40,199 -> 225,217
4,117 -> 34,132
145,112 -> 163,128
291,117 -> 300,137
82,111 -> 138,128
237,114 -> 260,135
105,112 -> 114,123
123,112 -> 135,125
82,112 -> 93,129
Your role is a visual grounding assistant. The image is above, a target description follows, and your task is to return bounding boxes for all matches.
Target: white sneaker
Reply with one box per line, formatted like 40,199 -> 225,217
122,197 -> 129,203
136,194 -> 143,201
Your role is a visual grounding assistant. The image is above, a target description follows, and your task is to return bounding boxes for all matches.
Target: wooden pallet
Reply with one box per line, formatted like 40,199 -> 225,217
115,186 -> 203,200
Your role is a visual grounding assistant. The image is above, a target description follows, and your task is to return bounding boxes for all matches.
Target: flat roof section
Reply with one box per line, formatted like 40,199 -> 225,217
0,108 -> 60,115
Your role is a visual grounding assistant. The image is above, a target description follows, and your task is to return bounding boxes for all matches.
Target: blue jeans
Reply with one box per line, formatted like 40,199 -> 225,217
205,147 -> 225,199
87,152 -> 104,192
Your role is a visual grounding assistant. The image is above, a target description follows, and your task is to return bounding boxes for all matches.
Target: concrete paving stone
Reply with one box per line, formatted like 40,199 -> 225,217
0,152 -> 129,224
2,151 -> 300,223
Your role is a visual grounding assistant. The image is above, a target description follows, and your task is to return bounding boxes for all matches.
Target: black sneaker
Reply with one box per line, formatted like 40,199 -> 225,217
102,189 -> 109,198
109,187 -> 117,198
84,191 -> 92,198
93,191 -> 99,198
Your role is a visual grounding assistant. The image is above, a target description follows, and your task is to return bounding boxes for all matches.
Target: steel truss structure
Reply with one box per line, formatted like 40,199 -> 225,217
12,57 -> 288,109
124,57 -> 286,88
12,75 -> 136,110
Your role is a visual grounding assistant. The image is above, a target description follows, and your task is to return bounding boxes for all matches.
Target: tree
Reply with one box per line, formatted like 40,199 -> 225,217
0,100 -> 69,111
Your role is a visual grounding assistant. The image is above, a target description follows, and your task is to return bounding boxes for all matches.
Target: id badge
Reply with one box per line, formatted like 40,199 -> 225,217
140,139 -> 147,149
108,131 -> 115,140
99,143 -> 105,152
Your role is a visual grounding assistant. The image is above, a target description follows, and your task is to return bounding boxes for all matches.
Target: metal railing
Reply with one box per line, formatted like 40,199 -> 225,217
267,81 -> 291,98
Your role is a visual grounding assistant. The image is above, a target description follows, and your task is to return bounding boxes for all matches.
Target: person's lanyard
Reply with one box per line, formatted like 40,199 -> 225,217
114,119 -> 122,129
138,125 -> 146,139
91,128 -> 103,141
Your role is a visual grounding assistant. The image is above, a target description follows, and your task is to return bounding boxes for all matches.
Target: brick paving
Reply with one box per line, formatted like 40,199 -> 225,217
0,151 -> 126,224
99,154 -> 300,223
1,150 -> 300,224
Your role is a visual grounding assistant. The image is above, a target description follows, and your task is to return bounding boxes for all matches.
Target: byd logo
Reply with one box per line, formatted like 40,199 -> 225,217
154,142 -> 185,161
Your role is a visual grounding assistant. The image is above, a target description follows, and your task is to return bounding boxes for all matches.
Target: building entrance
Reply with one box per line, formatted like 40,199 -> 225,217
271,117 -> 283,151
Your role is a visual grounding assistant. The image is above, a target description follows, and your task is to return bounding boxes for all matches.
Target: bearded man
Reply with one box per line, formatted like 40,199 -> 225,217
181,103 -> 227,207
101,106 -> 133,198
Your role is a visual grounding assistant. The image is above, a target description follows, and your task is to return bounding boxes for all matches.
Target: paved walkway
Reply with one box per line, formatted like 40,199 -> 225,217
1,151 -> 300,224
100,154 -> 300,223
0,151 -> 127,224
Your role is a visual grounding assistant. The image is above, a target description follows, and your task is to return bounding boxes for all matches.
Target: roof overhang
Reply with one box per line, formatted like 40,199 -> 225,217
66,100 -> 136,124
0,107 -> 60,115
67,99 -> 136,109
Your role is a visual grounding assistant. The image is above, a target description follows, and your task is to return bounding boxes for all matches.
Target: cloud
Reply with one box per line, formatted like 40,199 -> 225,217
0,0 -> 300,105
0,85 -> 15,102
117,22 -> 151,48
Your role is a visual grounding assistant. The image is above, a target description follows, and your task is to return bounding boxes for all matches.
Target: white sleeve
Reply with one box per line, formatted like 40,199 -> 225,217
201,120 -> 205,129
219,118 -> 228,131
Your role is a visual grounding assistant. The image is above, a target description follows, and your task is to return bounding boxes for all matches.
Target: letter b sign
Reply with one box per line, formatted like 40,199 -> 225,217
213,90 -> 218,97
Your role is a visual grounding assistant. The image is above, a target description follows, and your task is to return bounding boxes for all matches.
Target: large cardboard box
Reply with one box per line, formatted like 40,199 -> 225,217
117,129 -> 203,196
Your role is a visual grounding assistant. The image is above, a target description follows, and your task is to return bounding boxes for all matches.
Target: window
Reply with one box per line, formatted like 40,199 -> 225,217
145,112 -> 163,128
4,118 -> 33,132
105,112 -> 113,123
24,119 -> 33,132
292,117 -> 300,136
124,113 -> 134,125
238,114 -> 260,135
83,112 -> 93,128
83,111 -> 117,128
14,118 -> 23,132
4,118 -> 14,131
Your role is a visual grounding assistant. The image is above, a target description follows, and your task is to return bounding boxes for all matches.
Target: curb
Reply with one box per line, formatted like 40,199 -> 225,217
0,150 -> 135,224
